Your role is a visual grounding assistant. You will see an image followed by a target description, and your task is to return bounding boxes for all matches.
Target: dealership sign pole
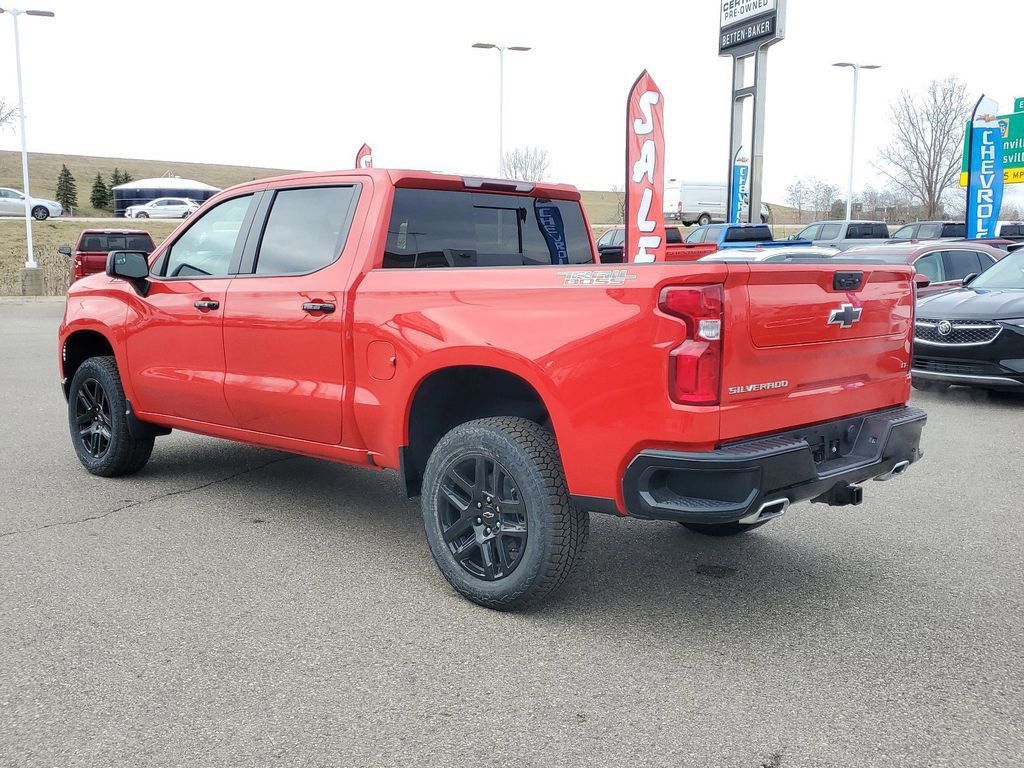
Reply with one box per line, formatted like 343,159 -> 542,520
625,70 -> 666,263
965,95 -> 1004,239
719,0 -> 786,224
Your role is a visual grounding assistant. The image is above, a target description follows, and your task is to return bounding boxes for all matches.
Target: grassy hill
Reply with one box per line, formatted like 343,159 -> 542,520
0,150 -> 297,218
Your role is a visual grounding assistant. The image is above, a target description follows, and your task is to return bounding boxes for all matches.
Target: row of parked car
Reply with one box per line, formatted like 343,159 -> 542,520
0,187 -> 200,220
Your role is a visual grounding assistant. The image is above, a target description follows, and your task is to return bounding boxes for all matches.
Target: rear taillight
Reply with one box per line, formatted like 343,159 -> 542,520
73,256 -> 84,282
659,285 -> 723,405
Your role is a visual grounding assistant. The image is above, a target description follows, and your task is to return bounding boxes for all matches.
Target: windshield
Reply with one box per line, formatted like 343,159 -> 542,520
971,251 -> 1024,290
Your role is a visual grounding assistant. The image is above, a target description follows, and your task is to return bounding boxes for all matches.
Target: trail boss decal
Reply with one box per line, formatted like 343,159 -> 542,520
728,379 -> 789,396
558,269 -> 638,287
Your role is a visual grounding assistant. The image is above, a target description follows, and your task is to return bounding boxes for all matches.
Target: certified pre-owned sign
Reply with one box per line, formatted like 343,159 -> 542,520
719,0 -> 782,54
720,0 -> 777,27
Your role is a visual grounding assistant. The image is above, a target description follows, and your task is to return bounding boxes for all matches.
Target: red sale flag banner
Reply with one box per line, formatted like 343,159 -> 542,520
625,70 -> 666,263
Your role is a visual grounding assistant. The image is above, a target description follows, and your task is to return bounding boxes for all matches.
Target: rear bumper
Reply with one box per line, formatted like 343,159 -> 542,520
912,368 -> 1024,388
620,406 -> 926,525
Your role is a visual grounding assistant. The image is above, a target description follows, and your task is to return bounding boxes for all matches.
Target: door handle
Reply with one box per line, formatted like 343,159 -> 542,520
302,302 -> 335,314
194,300 -> 220,310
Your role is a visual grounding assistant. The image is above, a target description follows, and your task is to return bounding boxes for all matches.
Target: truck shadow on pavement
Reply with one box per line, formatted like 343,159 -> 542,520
134,437 -> 904,637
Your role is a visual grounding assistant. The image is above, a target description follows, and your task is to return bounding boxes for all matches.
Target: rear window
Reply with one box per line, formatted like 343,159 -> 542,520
666,227 -> 683,244
940,223 -> 966,237
1000,224 -> 1024,238
383,189 -> 593,268
77,233 -> 155,253
724,225 -> 772,243
847,223 -> 883,239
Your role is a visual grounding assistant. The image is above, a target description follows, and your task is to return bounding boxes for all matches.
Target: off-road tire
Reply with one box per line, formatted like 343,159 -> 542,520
421,417 -> 589,610
68,356 -> 154,477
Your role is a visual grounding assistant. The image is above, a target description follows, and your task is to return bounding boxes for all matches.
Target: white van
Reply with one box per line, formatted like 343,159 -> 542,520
678,181 -> 769,225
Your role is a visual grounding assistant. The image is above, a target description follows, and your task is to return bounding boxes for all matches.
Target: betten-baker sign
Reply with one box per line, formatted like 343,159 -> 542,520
719,0 -> 782,54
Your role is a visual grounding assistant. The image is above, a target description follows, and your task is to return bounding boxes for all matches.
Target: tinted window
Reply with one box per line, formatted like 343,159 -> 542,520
724,225 -> 772,243
914,252 -> 945,283
163,195 -> 252,278
942,250 -> 984,279
917,223 -> 942,239
1000,224 -> 1024,238
872,223 -> 890,237
972,251 -> 1024,289
846,223 -> 880,239
819,223 -> 842,240
666,227 -> 683,244
77,233 -> 155,252
383,189 -> 593,268
255,186 -> 360,275
685,228 -> 705,244
940,223 -> 966,237
798,224 -> 821,240
891,225 -> 915,239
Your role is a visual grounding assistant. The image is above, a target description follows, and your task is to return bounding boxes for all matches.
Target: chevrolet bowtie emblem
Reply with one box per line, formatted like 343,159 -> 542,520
828,303 -> 862,328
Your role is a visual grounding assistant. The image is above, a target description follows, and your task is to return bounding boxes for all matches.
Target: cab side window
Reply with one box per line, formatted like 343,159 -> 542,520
685,228 -> 705,244
254,186 -> 360,276
162,194 -> 253,278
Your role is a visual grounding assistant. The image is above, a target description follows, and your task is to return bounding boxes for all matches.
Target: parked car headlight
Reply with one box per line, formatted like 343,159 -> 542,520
1000,318 -> 1024,328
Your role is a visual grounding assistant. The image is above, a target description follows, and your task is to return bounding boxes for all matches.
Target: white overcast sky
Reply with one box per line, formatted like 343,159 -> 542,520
1,0 -> 1023,204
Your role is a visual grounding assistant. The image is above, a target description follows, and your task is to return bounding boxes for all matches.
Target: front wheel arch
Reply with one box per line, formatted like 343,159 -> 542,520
62,329 -> 116,399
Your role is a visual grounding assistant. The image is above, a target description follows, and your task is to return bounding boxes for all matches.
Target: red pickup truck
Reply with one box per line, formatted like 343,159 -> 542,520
59,169 -> 926,609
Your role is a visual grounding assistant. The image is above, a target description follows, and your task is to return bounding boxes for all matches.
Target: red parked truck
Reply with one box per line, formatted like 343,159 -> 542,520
59,169 -> 926,609
60,229 -> 157,283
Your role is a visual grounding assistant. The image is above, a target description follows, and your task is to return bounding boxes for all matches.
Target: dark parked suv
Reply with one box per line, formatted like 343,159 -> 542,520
913,247 -> 1024,391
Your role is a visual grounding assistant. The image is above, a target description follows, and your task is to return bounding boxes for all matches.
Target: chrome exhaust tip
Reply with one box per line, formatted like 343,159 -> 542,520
874,460 -> 911,482
738,497 -> 790,525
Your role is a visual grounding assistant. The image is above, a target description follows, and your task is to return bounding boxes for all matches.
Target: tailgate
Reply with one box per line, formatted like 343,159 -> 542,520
719,263 -> 914,441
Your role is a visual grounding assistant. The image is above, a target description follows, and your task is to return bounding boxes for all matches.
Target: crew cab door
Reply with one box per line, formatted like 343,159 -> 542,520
126,192 -> 258,425
221,184 -> 362,445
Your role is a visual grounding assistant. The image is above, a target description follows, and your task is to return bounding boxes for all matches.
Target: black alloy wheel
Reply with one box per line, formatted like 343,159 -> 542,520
75,377 -> 112,459
437,454 -> 529,581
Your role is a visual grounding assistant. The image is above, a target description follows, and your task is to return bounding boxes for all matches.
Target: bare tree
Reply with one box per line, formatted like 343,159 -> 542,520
501,146 -> 550,181
875,76 -> 971,219
810,179 -> 840,220
610,184 -> 625,224
784,179 -> 809,223
0,98 -> 15,129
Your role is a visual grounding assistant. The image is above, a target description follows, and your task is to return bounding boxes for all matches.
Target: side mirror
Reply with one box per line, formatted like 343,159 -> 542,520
962,272 -> 978,286
913,273 -> 931,289
106,250 -> 150,295
57,246 -> 72,256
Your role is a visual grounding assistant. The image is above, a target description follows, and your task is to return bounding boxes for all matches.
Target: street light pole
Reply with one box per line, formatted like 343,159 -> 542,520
1,7 -> 55,271
833,62 -> 880,221
472,42 -> 531,175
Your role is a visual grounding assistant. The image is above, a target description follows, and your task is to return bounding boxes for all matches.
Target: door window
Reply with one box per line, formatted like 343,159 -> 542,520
162,194 -> 253,278
942,250 -> 985,280
819,223 -> 842,240
704,225 -> 724,242
611,228 -> 626,246
685,228 -> 705,244
797,224 -> 821,240
917,223 -> 942,239
597,230 -> 615,248
913,252 -> 945,283
891,225 -> 915,239
254,186 -> 360,275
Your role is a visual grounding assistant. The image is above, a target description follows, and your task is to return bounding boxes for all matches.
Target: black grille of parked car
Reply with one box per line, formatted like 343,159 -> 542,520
915,319 -> 1001,345
912,358 -> 1004,376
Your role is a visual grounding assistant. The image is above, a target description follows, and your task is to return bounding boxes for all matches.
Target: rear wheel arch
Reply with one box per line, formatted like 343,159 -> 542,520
401,364 -> 558,497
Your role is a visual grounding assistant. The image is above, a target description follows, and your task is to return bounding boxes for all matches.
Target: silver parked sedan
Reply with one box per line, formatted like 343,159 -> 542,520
0,187 -> 63,220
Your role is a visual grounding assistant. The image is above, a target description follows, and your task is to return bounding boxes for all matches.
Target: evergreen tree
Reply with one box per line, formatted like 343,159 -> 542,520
90,173 -> 110,210
109,167 -> 123,191
55,164 -> 78,212
121,170 -> 134,185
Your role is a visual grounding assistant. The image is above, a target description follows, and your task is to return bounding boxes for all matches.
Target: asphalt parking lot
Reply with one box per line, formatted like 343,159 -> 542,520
2,300 -> 1022,768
